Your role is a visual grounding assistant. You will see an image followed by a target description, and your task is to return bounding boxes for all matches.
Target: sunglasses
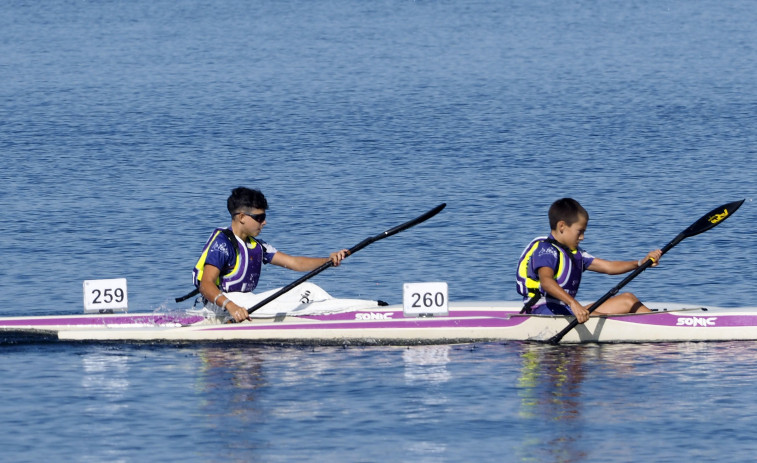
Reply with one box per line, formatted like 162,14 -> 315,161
237,211 -> 267,223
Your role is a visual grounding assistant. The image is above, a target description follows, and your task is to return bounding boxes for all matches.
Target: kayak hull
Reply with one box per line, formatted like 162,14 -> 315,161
5,302 -> 757,344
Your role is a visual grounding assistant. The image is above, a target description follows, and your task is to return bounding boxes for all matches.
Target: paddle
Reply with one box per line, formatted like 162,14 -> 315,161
547,199 -> 745,344
245,203 -> 447,316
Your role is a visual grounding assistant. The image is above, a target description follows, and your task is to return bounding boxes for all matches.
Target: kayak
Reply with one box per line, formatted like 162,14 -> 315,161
4,300 -> 757,344
4,199 -> 747,345
4,200 -> 744,345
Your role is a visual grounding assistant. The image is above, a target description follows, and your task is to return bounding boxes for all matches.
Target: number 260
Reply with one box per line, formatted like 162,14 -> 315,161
411,292 -> 445,308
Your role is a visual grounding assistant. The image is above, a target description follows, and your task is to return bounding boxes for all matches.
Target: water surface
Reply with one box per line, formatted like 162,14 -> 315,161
1,0 -> 757,461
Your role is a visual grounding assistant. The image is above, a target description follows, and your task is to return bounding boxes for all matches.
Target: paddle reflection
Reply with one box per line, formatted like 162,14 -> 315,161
516,343 -> 587,463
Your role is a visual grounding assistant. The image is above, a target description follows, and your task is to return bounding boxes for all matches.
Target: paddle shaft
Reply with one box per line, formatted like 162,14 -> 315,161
547,199 -> 744,344
547,236 -> 678,343
247,203 -> 447,315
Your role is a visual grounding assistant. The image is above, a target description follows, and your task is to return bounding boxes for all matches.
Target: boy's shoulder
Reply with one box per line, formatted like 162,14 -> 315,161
519,236 -> 560,263
207,228 -> 237,257
534,242 -> 561,260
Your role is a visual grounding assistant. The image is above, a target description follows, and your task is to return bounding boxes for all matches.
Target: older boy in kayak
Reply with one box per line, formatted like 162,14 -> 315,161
193,187 -> 348,322
516,198 -> 662,323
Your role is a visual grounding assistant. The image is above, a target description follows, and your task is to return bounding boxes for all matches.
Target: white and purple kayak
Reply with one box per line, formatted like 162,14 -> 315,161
4,201 -> 747,345
4,300 -> 757,344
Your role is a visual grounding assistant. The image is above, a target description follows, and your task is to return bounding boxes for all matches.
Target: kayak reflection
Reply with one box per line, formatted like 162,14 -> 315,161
403,345 -> 452,385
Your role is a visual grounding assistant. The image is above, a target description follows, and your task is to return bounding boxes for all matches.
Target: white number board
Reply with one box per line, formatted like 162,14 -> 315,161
403,282 -> 448,317
83,278 -> 129,313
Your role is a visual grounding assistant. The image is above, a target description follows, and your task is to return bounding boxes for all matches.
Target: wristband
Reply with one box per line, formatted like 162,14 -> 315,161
222,298 -> 231,311
213,293 -> 224,305
639,257 -> 656,267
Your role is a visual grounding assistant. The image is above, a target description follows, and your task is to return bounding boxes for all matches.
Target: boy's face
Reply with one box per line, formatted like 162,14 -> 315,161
555,214 -> 588,251
238,208 -> 267,237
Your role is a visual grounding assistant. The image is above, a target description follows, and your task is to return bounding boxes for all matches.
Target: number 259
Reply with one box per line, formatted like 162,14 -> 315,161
92,288 -> 125,304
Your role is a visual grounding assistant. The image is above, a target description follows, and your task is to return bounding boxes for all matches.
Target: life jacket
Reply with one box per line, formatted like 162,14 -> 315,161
175,228 -> 250,302
194,229 -> 243,285
515,236 -> 576,313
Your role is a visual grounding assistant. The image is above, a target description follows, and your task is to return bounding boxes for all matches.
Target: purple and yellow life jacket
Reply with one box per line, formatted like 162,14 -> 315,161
192,228 -> 267,293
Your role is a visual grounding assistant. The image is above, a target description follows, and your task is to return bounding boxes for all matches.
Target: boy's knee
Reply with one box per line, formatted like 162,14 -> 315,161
619,292 -> 639,306
619,292 -> 645,313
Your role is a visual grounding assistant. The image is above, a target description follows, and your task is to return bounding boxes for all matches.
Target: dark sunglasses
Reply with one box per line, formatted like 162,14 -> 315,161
237,211 -> 266,223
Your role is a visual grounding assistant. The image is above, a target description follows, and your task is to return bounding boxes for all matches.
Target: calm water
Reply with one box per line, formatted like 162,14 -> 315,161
2,0 -> 757,461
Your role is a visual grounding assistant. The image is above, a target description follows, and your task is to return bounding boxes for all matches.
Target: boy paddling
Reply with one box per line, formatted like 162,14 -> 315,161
193,187 -> 348,322
517,198 -> 662,323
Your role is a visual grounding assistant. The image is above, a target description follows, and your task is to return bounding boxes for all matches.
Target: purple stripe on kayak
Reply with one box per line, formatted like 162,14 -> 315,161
10,310 -> 757,332
300,309 -> 519,322
0,314 -> 205,327
207,311 -> 757,332
204,315 -> 530,331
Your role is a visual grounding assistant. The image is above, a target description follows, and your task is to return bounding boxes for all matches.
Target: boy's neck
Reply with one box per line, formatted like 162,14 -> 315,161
231,222 -> 248,241
549,232 -> 572,249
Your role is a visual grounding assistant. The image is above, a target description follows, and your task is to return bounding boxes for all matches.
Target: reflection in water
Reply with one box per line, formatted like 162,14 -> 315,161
192,345 -> 457,461
190,346 -> 269,461
80,350 -> 131,463
254,347 -> 331,421
402,345 -> 451,463
516,344 -> 587,463
513,342 -> 757,463
403,344 -> 452,385
197,347 -> 265,391
81,350 -> 130,413
195,346 -> 266,425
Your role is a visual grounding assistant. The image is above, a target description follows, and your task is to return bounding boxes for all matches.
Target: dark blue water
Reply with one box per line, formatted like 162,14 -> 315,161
2,0 -> 757,461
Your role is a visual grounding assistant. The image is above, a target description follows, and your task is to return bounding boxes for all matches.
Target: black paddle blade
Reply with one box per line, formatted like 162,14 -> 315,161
381,203 -> 446,239
682,199 -> 745,238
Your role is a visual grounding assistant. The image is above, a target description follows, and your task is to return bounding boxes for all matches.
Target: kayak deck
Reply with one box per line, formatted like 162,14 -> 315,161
5,302 -> 757,344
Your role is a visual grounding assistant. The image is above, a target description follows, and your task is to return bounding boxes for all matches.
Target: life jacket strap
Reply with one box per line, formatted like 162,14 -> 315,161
175,288 -> 200,303
520,291 -> 541,314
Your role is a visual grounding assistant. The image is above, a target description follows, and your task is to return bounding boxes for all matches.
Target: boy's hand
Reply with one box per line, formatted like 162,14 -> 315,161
569,301 -> 590,324
640,249 -> 663,267
329,249 -> 350,266
228,302 -> 250,323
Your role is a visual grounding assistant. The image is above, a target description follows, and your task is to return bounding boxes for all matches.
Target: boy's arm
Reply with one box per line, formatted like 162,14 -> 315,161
199,265 -> 249,322
587,249 -> 662,275
537,266 -> 590,323
271,249 -> 349,272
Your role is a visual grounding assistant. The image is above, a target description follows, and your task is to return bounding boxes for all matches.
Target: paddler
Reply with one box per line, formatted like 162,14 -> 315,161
516,198 -> 662,323
190,187 -> 348,322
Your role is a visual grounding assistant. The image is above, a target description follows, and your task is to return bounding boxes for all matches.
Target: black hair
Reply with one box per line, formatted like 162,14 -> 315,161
227,187 -> 268,216
548,198 -> 588,230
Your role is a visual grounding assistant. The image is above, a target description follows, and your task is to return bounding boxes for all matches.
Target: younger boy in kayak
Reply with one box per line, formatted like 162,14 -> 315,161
193,187 -> 349,323
516,198 -> 662,323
